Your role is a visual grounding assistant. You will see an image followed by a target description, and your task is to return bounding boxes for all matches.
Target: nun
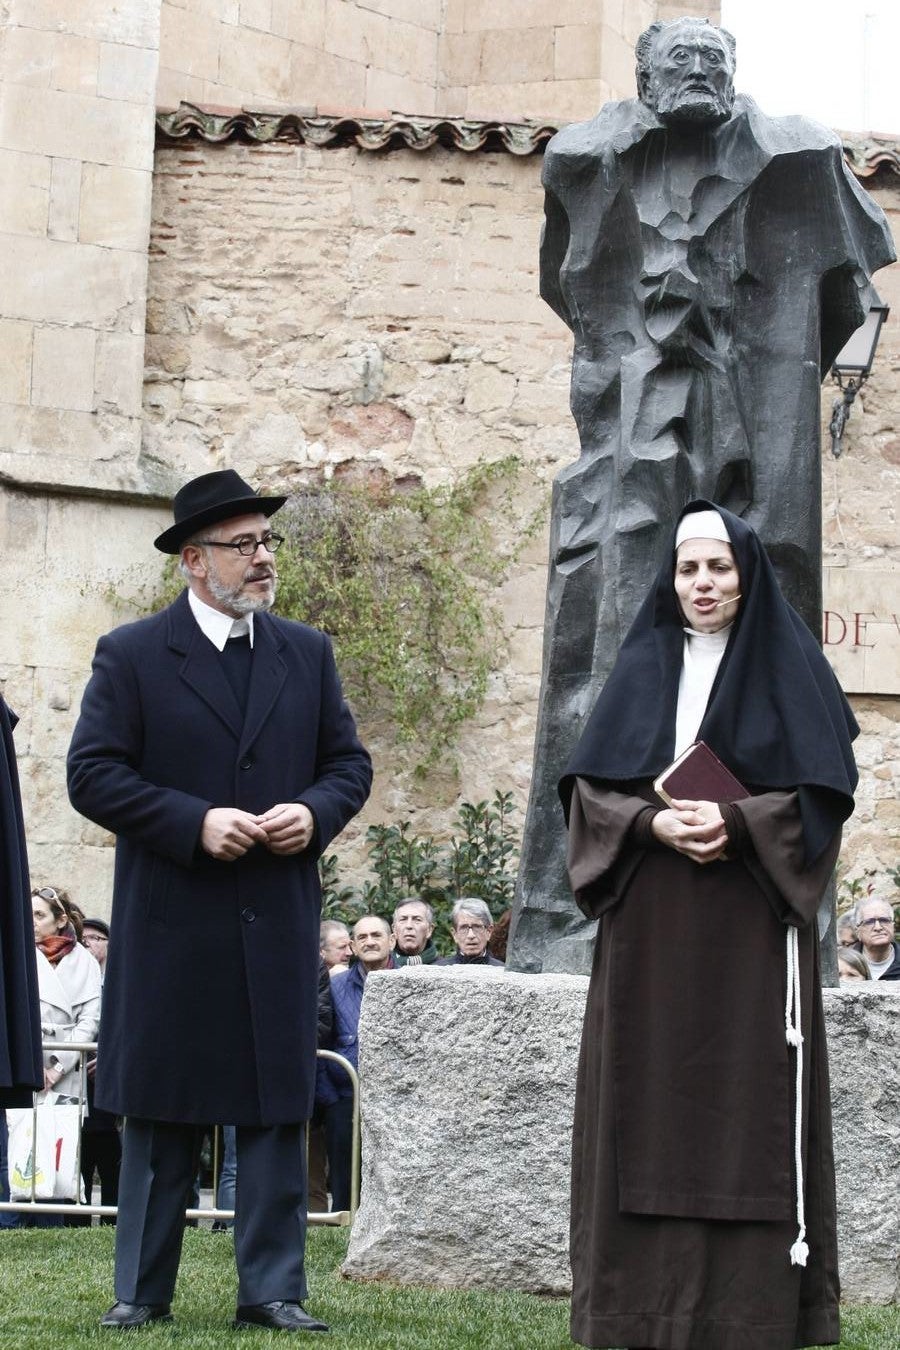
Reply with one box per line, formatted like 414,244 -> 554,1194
561,501 -> 857,1350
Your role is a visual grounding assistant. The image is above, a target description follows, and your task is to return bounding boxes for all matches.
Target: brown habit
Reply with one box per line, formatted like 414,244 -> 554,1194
567,780 -> 841,1350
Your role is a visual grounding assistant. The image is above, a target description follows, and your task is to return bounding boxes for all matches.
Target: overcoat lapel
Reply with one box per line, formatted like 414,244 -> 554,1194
167,592 -> 243,740
36,951 -> 73,1020
239,614 -> 287,756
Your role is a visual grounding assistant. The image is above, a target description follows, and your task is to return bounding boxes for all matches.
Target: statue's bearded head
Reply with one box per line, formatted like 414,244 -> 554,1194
637,19 -> 736,126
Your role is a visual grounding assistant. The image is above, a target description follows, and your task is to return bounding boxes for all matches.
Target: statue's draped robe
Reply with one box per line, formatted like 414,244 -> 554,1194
509,96 -> 895,974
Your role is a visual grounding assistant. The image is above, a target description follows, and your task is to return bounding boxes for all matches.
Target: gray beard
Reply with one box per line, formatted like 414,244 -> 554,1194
206,567 -> 276,617
650,86 -> 734,127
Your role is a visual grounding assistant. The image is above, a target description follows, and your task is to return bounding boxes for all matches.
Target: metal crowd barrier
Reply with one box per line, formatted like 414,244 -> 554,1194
0,1041 -> 360,1226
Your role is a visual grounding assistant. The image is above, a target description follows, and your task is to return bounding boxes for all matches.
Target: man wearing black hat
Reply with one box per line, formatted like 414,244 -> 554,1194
67,471 -> 372,1332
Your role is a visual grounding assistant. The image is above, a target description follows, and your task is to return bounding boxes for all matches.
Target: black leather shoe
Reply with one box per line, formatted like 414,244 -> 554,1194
233,1301 -> 329,1332
100,1301 -> 173,1329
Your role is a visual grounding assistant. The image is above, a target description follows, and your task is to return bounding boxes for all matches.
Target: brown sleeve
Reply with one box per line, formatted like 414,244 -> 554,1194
566,778 -> 654,920
630,805 -> 665,849
727,791 -> 841,927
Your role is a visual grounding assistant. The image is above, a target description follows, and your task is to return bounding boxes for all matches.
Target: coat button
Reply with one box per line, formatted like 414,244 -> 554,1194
241,907 -> 256,923
239,756 -> 252,770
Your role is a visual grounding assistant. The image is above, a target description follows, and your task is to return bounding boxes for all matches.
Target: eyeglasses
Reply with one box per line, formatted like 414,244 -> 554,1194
196,533 -> 284,556
455,923 -> 487,934
83,932 -> 108,943
34,887 -> 60,903
858,916 -> 895,930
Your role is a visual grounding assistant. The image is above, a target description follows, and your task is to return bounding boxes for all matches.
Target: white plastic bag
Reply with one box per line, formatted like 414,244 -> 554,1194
6,1104 -> 84,1202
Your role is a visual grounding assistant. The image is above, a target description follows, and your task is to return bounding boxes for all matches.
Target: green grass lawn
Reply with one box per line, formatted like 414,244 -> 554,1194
0,1226 -> 896,1348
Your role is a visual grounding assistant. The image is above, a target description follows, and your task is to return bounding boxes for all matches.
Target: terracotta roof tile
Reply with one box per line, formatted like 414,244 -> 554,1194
155,104 -> 900,179
155,103 -> 558,156
839,133 -> 900,179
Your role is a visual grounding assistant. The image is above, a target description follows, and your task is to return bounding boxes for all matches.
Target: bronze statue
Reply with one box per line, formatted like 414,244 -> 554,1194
508,17 -> 894,974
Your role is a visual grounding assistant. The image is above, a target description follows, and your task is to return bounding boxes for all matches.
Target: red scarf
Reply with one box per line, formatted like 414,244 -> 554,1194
38,931 -> 76,967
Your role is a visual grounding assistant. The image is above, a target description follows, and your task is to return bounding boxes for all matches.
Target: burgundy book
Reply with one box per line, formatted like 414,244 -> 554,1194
653,740 -> 750,807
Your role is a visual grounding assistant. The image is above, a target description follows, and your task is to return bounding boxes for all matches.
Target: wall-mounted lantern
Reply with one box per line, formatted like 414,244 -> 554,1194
829,300 -> 890,457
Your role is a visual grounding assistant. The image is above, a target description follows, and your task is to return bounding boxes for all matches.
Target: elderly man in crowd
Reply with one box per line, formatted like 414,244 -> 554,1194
318,915 -> 396,1213
392,897 -> 438,966
68,469 -> 371,1332
853,897 -> 900,981
320,919 -> 353,977
440,898 -> 504,967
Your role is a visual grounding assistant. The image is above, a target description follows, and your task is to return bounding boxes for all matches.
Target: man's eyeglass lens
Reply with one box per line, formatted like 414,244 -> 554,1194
858,917 -> 894,929
199,534 -> 284,556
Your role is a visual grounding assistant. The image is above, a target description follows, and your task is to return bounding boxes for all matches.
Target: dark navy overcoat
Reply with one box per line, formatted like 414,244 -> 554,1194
66,590 -> 371,1125
0,698 -> 42,1106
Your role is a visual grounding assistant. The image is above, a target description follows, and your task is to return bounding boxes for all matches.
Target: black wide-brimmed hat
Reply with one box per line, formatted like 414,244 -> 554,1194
154,470 -> 287,554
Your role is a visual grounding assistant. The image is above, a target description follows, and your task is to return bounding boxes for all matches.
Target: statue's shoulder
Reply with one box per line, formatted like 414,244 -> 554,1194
544,99 -> 652,176
734,94 -> 842,158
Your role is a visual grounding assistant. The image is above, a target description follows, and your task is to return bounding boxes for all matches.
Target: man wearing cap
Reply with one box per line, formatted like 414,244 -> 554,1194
82,917 -> 110,978
68,470 -> 372,1332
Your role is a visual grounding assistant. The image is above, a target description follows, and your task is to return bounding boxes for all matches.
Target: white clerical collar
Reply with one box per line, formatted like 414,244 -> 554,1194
683,622 -> 733,649
188,589 -> 254,651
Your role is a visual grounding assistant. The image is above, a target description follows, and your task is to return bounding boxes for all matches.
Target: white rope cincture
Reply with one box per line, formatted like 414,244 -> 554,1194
785,925 -> 808,1267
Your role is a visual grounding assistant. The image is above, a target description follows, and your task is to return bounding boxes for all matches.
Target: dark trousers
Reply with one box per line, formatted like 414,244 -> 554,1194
322,1096 -> 354,1213
69,1126 -> 121,1226
114,1118 -> 308,1307
306,1110 -> 328,1214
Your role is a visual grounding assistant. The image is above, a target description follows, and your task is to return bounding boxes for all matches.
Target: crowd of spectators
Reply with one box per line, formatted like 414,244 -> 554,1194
312,896 -> 507,1212
8,880 -> 894,1222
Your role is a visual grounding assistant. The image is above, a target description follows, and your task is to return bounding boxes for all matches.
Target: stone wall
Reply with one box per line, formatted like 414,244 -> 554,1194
158,1 -> 443,118
344,968 -> 900,1304
0,0 -> 160,495
0,487 -> 165,903
656,0 -> 720,26
0,0 -> 165,903
438,0 -> 655,122
156,0 -> 675,123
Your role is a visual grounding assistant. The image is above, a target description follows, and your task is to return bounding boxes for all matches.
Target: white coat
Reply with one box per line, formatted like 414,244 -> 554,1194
36,943 -> 101,1104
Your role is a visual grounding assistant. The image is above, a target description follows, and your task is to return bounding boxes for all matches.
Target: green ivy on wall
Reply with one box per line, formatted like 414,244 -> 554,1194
276,458 -> 535,766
